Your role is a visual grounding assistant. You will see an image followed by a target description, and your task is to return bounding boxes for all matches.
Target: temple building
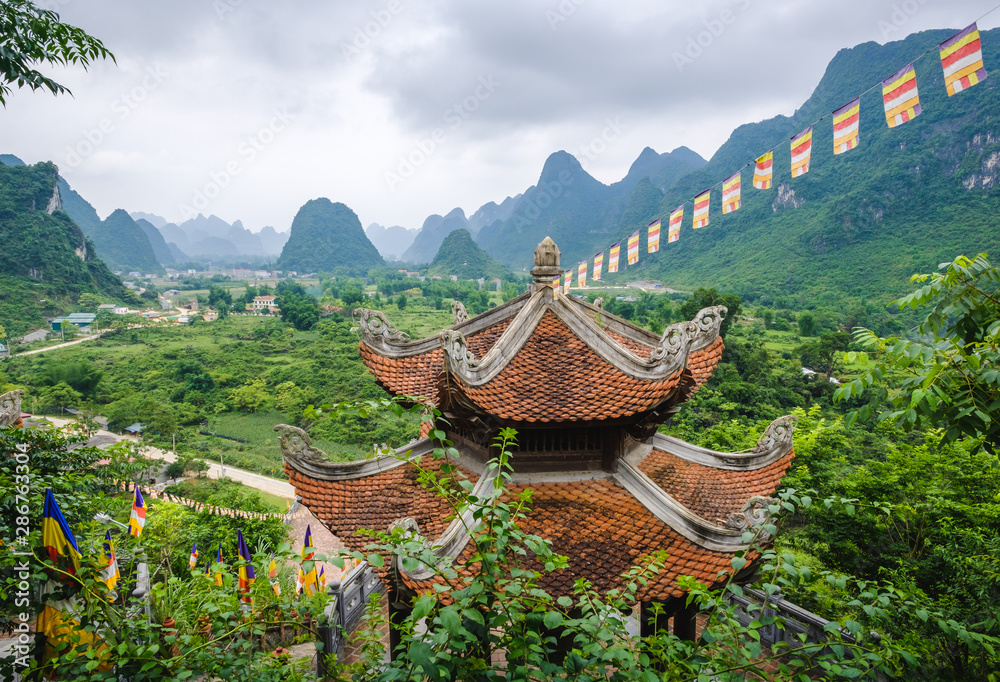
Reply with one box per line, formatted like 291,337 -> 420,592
279,237 -> 796,645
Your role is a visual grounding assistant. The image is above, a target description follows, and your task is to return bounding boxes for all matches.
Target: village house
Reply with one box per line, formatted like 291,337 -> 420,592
248,295 -> 280,313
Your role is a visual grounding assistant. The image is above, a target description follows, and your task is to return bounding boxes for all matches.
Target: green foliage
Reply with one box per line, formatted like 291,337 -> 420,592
837,253 -> 1000,452
40,358 -> 103,395
797,331 -> 851,376
679,286 -> 742,337
0,0 -> 115,105
228,379 -> 269,413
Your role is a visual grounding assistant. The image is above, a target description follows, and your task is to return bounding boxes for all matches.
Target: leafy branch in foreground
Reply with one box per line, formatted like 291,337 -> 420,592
0,0 -> 115,105
835,253 -> 1000,452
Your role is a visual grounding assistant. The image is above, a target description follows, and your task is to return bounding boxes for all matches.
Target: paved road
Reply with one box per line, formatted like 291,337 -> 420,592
31,415 -> 296,499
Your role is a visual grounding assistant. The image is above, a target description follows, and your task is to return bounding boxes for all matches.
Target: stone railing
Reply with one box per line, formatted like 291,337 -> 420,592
724,587 -> 859,648
316,561 -> 385,676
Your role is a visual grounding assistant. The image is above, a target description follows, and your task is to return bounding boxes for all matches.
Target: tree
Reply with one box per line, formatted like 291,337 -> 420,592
396,292 -> 407,310
837,254 -> 1000,452
679,287 -> 741,338
42,359 -> 102,396
77,292 -> 102,309
229,378 -> 268,413
796,331 -> 851,377
797,311 -> 817,337
0,1 -> 115,105
41,381 -> 81,413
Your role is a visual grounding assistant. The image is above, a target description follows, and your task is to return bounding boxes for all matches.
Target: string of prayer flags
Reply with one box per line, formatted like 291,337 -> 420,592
563,269 -> 572,294
722,172 -> 741,213
593,252 -> 603,280
882,62 -> 921,127
791,126 -> 813,177
577,261 -> 587,288
753,151 -> 773,189
627,231 -> 640,265
833,97 -> 860,154
609,242 -> 621,273
647,219 -> 661,253
668,205 -> 683,243
940,23 -> 987,96
693,190 -> 710,228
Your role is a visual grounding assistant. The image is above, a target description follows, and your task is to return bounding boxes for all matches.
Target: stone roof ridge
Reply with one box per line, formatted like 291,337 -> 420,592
353,292 -> 531,359
394,465 -> 499,582
689,305 -> 728,353
613,461 -> 779,552
276,423 -> 433,481
439,288 -> 702,386
644,415 -> 798,471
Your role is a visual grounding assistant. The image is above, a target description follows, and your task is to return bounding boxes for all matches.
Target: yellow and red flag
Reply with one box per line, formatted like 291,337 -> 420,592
608,243 -> 620,273
627,231 -> 640,265
753,151 -> 773,190
551,275 -> 560,299
668,205 -> 683,243
882,62 -> 921,127
722,172 -> 741,213
563,269 -> 572,294
237,529 -> 256,603
833,98 -> 860,154
101,531 -> 119,595
647,219 -> 661,253
214,544 -> 224,587
593,252 -> 603,281
268,555 -> 281,597
940,23 -> 988,96
577,261 -> 587,288
189,542 -> 198,570
129,487 -> 146,538
298,525 -> 318,597
790,126 -> 813,177
693,190 -> 710,229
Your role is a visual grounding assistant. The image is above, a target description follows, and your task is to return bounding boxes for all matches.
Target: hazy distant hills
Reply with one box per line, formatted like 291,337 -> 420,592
429,228 -> 509,280
276,198 -> 384,274
365,223 -> 417,261
0,160 -> 128,334
131,211 -> 289,262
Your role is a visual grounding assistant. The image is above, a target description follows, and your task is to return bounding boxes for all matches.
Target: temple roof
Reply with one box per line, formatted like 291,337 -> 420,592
279,415 -> 797,599
354,287 -> 727,425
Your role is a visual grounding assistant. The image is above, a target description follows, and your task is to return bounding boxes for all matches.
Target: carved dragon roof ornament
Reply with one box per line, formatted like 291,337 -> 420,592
724,496 -> 782,542
352,308 -> 409,345
439,330 -> 478,371
451,300 -> 468,325
274,424 -> 329,465
0,390 -> 25,427
690,305 -> 727,351
593,297 -> 604,310
649,321 -> 698,363
753,414 -> 798,452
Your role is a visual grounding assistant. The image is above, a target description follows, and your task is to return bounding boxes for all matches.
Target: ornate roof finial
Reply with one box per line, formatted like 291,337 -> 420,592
0,389 -> 25,427
531,236 -> 562,288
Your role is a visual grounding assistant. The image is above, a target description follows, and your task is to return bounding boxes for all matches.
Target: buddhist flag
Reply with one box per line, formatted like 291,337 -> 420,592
101,531 -> 119,595
42,489 -> 81,573
563,269 -> 572,294
237,529 -> 256,602
882,62 -> 921,127
129,487 -> 146,538
551,275 -> 560,299
214,544 -> 224,586
647,219 -> 661,253
693,189 -> 710,229
593,252 -> 603,281
833,98 -> 860,154
268,555 -> 281,597
753,151 -> 773,190
609,243 -> 621,273
667,205 -> 683,243
189,542 -> 198,570
578,261 -> 587,288
790,126 -> 813,177
627,231 -> 640,265
298,525 -> 318,597
722,172 -> 741,213
318,565 -> 327,592
940,23 -> 988,96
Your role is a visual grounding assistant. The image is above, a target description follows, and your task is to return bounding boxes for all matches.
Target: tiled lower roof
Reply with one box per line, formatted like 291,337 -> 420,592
687,336 -> 724,390
399,478 -> 747,600
285,455 -> 477,553
638,448 -> 795,526
451,312 -> 686,423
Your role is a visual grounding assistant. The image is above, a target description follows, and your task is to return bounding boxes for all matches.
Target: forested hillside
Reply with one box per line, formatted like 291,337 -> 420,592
428,228 -> 509,280
276,198 -> 384,274
0,161 -> 128,336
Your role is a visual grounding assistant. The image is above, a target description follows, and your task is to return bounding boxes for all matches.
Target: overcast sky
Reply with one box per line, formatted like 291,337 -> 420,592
2,0 -> 996,232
